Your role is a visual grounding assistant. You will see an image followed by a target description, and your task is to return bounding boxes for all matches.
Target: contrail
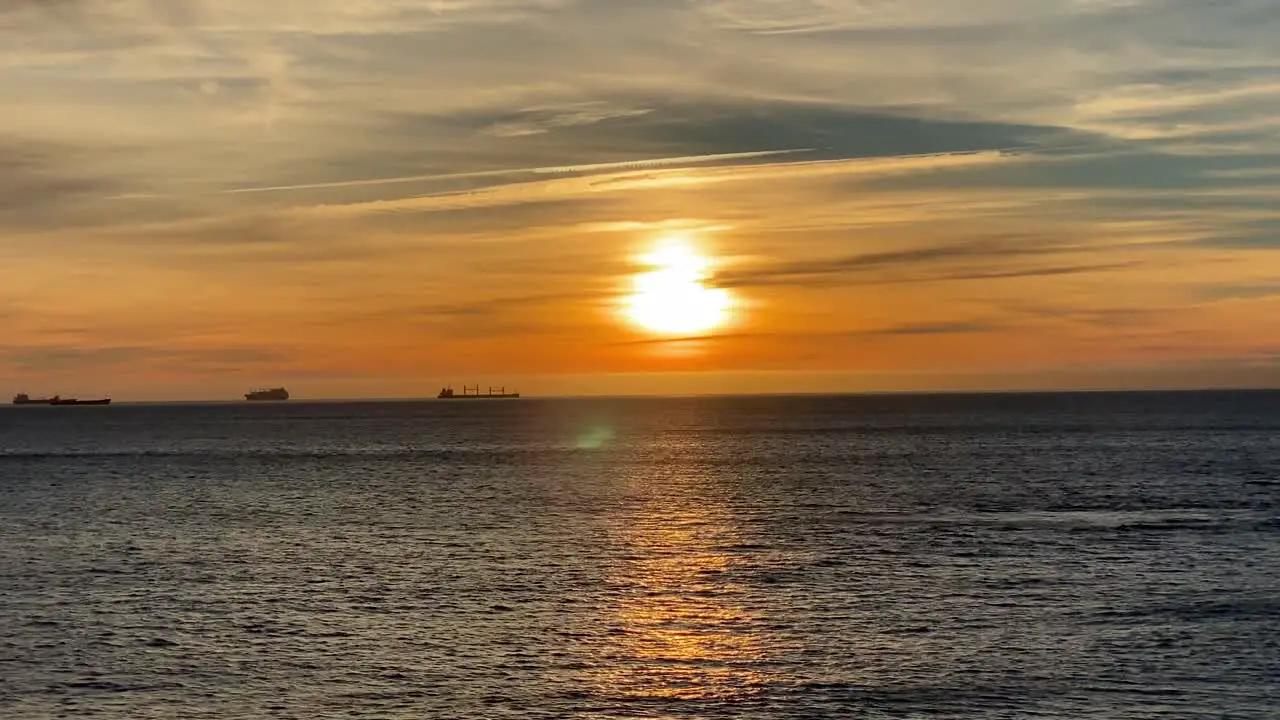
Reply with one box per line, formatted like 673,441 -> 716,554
528,148 -> 814,175
106,149 -> 812,200
219,146 -> 1047,196
107,145 -> 1055,201
220,148 -> 813,195
223,168 -> 518,195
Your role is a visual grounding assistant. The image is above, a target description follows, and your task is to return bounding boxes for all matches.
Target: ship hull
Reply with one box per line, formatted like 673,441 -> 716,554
48,399 -> 111,406
245,388 -> 289,401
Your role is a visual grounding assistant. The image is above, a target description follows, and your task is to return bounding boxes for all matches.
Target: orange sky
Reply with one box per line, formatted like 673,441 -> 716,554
2,1 -> 1279,400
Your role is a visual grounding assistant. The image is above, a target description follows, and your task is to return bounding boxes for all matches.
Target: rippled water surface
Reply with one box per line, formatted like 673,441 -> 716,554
2,391 -> 1279,718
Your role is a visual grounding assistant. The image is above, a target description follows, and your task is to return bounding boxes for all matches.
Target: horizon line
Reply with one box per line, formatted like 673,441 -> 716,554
12,385 -> 1277,406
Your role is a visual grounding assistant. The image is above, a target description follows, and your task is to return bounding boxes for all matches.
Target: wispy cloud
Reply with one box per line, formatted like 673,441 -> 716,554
0,138 -> 128,227
611,320 -> 1003,348
0,343 -> 283,373
204,149 -> 815,196
716,234 -> 1104,289
1194,283 -> 1280,301
849,321 -> 1003,337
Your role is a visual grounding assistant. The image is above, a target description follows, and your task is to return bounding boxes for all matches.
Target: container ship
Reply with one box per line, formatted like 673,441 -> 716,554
245,387 -> 289,401
438,385 -> 520,400
13,394 -> 110,406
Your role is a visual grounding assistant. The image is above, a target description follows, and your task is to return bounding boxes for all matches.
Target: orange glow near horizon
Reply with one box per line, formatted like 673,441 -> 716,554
623,238 -> 735,336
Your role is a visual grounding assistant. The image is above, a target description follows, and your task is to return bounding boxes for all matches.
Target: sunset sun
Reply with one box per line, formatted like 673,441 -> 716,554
624,239 -> 733,335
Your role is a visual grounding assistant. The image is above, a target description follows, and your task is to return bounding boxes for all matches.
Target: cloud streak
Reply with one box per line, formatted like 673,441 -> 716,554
205,149 -> 816,196
715,234 -> 1108,289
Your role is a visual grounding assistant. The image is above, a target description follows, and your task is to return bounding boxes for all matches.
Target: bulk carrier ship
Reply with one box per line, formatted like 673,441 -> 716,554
12,393 -> 111,406
438,385 -> 520,400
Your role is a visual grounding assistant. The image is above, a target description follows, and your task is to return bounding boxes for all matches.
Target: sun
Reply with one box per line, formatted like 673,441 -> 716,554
624,239 -> 733,335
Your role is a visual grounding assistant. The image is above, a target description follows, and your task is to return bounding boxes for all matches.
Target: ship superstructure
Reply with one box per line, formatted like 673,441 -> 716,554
12,393 -> 53,405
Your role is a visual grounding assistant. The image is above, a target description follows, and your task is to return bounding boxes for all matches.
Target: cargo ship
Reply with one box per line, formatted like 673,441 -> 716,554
245,387 -> 289,401
13,394 -> 110,406
50,397 -> 111,406
438,385 -> 520,400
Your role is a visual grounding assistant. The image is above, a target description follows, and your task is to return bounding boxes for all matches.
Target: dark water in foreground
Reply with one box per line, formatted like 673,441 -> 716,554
1,391 -> 1278,719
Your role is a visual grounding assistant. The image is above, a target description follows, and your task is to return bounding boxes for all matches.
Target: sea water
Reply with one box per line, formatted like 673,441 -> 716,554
2,392 -> 1278,718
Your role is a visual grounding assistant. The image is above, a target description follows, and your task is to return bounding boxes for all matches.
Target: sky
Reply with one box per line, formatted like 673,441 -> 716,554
2,0 -> 1279,400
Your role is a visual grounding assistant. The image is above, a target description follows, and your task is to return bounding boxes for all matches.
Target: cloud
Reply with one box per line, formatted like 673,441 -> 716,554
849,321 -> 1003,337
208,149 -> 814,196
0,138 -> 124,224
0,344 -> 282,374
0,149 -> 82,206
0,345 -> 150,373
698,0 -> 1151,35
612,321 -> 1001,348
716,234 -> 1096,289
428,97 -> 1079,162
1195,283 -> 1280,301
0,0 -> 93,22
0,0 -> 572,34
1000,302 -> 1172,329
280,148 -> 1026,227
421,290 -> 611,318
939,260 -> 1146,282
1187,218 -> 1280,249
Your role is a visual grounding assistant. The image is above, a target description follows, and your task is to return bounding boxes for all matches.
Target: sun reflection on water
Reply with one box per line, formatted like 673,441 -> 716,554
583,485 -> 778,702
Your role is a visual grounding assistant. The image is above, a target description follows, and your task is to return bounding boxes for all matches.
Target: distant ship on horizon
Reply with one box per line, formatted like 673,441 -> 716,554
13,393 -> 111,406
245,387 -> 289,401
438,385 -> 520,400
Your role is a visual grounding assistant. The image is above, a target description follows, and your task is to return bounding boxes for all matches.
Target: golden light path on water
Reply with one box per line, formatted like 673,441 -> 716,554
568,426 -> 783,704
595,505 -> 772,701
623,238 -> 735,336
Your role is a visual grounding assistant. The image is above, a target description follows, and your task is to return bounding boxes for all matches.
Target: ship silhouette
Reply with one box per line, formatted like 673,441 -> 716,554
438,385 -> 520,400
13,393 -> 110,406
245,387 -> 289,401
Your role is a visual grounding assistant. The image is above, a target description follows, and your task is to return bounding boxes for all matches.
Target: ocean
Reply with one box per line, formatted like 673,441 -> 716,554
1,391 -> 1278,719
